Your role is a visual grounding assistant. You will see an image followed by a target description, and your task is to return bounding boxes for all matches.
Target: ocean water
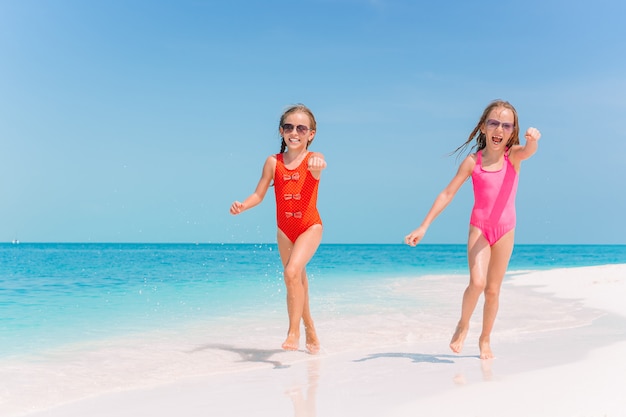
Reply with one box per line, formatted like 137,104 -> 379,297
2,243 -> 626,415
1,243 -> 625,360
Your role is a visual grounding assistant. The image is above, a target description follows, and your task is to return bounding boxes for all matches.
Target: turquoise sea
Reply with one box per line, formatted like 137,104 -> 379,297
2,243 -> 626,360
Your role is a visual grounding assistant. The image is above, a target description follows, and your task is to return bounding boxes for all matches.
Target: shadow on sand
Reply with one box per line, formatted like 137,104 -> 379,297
355,351 -> 493,384
190,343 -> 290,369
354,352 -> 478,364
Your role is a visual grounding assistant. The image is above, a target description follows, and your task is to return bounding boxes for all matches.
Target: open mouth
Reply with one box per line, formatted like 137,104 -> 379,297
492,136 -> 503,145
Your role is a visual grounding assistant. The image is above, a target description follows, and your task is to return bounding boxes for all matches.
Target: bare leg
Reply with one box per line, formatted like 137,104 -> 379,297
277,226 -> 323,352
479,229 -> 515,359
301,271 -> 320,354
450,226 -> 490,354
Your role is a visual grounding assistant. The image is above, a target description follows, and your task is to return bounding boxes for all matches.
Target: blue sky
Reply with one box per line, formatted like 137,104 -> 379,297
1,0 -> 624,244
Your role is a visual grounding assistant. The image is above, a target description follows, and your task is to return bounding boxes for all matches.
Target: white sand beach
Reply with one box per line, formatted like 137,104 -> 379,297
8,264 -> 626,417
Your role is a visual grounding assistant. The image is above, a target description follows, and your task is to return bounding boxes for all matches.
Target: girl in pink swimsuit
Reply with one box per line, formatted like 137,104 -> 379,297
230,104 -> 326,354
405,100 -> 542,359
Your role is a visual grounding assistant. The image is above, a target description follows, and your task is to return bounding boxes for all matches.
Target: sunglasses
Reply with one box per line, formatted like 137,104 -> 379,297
282,124 -> 311,134
486,119 -> 515,132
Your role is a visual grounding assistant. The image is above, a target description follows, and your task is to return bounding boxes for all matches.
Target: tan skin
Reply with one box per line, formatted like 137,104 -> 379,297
405,107 -> 541,359
230,111 -> 326,354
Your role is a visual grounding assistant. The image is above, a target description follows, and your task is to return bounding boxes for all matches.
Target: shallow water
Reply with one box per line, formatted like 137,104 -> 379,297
2,243 -> 625,416
1,243 -> 625,359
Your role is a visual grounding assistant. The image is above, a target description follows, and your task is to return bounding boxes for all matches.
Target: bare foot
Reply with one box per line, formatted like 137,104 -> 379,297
479,336 -> 495,359
305,326 -> 320,355
282,332 -> 299,351
449,325 -> 468,353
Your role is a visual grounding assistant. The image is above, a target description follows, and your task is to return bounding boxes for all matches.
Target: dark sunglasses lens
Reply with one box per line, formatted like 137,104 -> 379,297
296,125 -> 309,134
282,124 -> 294,132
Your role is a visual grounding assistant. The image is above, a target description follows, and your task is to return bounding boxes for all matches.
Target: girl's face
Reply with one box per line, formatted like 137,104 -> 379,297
280,111 -> 316,151
481,107 -> 515,151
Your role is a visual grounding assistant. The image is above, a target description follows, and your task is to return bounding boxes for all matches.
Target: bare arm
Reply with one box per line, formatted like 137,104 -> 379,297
307,151 -> 327,179
230,155 -> 276,215
509,127 -> 541,167
405,155 -> 475,246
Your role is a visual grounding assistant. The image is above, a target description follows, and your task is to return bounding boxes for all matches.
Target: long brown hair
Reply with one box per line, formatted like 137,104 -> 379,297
278,104 -> 317,153
452,100 -> 520,157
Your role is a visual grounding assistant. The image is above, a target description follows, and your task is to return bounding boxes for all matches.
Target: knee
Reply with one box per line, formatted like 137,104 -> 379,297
283,264 -> 301,284
483,286 -> 500,301
468,280 -> 486,293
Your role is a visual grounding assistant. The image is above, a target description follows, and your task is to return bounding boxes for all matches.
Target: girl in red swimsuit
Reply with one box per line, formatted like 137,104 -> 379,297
405,100 -> 541,359
230,104 -> 326,354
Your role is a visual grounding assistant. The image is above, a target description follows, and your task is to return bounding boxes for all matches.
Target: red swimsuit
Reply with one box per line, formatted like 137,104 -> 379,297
274,152 -> 322,243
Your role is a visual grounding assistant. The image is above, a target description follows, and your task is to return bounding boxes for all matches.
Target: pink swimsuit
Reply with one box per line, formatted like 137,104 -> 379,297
274,153 -> 322,243
470,150 -> 519,246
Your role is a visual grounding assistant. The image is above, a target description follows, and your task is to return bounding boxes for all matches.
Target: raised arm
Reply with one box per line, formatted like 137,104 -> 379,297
230,155 -> 276,215
405,154 -> 475,246
307,151 -> 327,180
509,127 -> 541,166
